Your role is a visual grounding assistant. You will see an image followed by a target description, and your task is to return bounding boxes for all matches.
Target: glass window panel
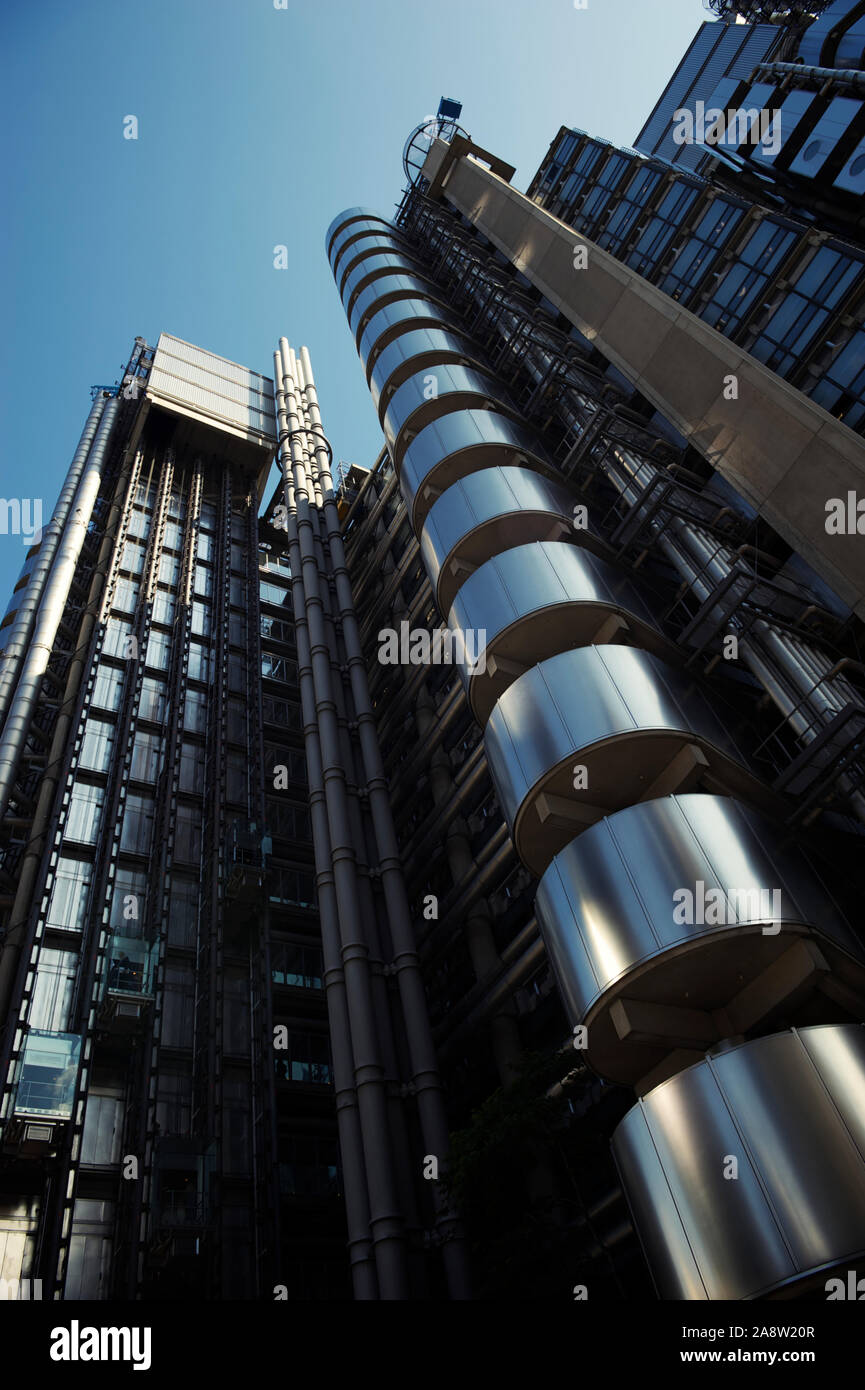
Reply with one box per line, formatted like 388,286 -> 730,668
120,793 -> 155,854
65,783 -> 104,845
79,718 -> 115,773
29,949 -> 77,1031
46,858 -> 92,932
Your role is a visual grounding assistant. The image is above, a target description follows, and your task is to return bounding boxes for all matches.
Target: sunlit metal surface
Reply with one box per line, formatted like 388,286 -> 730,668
369,327 -> 482,418
359,299 -> 458,377
401,411 -> 554,533
535,793 -> 865,1082
419,465 -> 575,614
350,272 -> 445,342
342,252 -> 428,318
382,365 -> 516,468
326,207 -> 388,262
484,644 -> 770,875
334,233 -> 413,288
448,540 -> 673,722
613,1024 -> 865,1300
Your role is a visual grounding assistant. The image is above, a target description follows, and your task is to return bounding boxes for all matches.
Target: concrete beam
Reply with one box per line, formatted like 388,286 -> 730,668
424,141 -> 865,621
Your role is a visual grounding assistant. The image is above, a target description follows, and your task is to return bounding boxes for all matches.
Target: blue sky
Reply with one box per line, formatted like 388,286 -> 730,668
0,0 -> 709,601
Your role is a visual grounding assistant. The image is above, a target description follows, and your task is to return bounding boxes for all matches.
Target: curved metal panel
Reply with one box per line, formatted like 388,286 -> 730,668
613,1024 -> 865,1300
448,540 -> 674,722
419,466 -> 575,615
382,365 -> 516,470
359,300 -> 459,379
326,208 -> 390,263
484,644 -> 768,875
350,273 -> 446,342
535,793 -> 865,1083
333,231 -> 413,285
370,327 -> 482,418
342,252 -> 426,318
401,411 -> 555,534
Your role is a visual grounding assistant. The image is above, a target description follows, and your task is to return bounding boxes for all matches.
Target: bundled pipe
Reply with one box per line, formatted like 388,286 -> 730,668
0,397 -> 120,822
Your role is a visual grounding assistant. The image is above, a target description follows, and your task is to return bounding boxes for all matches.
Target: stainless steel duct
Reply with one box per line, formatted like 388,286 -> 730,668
0,396 -> 119,821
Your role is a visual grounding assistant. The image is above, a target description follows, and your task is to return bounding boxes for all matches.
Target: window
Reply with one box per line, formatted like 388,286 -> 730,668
121,540 -> 146,576
274,1031 -> 331,1085
152,590 -> 176,626
163,520 -> 183,552
162,965 -> 194,1047
121,793 -> 155,854
229,610 -> 246,645
179,742 -> 205,793
45,857 -> 92,932
92,664 -> 124,712
269,865 -> 315,909
260,579 -> 292,609
226,751 -> 247,804
14,1031 -> 82,1119
146,629 -> 171,671
187,641 -> 210,682
127,509 -> 150,540
227,700 -> 247,743
168,876 -> 198,947
79,718 -> 114,773
130,730 -> 163,783
271,941 -> 322,990
138,677 -> 166,723
108,867 -> 148,932
184,689 -> 207,734
156,1069 -> 192,1135
29,949 -> 78,1031
158,553 -> 181,588
261,652 -> 297,684
197,532 -> 214,562
262,694 -> 301,731
113,578 -> 139,615
228,655 -> 245,695
191,602 -> 211,638
65,782 -> 104,845
174,804 -> 202,864
102,620 -> 133,660
194,564 -> 213,598
279,1136 -> 338,1197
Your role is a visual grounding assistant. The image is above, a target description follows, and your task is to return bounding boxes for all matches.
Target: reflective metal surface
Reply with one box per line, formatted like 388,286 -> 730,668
334,232 -> 412,287
342,252 -> 427,317
349,273 -> 445,342
401,410 -> 555,533
535,793 -> 865,1082
484,644 -> 768,875
613,1024 -> 865,1299
326,207 -> 388,263
370,327 -> 482,419
359,300 -> 458,377
448,540 -> 673,721
382,365 -> 516,468
419,465 -> 575,614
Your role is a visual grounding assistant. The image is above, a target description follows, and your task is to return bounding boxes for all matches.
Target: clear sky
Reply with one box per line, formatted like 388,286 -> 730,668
0,0 -> 709,602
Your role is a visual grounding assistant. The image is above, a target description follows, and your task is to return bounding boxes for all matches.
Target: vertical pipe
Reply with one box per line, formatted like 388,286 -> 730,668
0,396 -> 106,727
272,350 -> 380,1299
297,343 -> 472,1298
0,397 -> 120,820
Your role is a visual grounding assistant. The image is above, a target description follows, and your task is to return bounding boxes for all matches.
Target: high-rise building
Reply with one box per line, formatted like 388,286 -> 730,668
4,8 -> 865,1307
324,68 -> 865,1299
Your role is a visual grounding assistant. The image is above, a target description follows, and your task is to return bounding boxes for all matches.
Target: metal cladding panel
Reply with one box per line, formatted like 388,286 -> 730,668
483,644 -> 745,831
447,539 -> 662,702
419,465 -> 573,604
326,207 -> 389,262
402,412 -> 552,529
798,0 -> 865,66
350,273 -> 443,340
359,300 -> 458,376
634,21 -> 779,171
341,252 -> 420,313
335,233 -> 412,287
147,334 -> 276,445
613,1025 -> 865,1300
534,792 -> 862,1025
369,327 -> 479,415
332,222 -> 406,273
382,365 -> 513,459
